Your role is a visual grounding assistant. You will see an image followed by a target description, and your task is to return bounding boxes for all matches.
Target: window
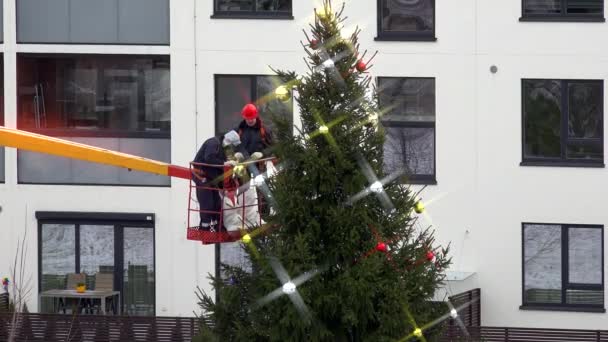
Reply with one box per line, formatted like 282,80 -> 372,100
38,212 -> 156,316
17,54 -> 171,186
378,77 -> 436,184
376,0 -> 436,41
17,0 -> 169,44
214,74 -> 293,281
522,79 -> 603,167
215,74 -> 293,134
522,223 -> 604,312
521,0 -> 604,21
213,0 -> 293,19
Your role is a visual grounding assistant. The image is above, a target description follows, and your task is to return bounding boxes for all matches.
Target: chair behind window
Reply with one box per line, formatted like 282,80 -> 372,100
66,273 -> 86,290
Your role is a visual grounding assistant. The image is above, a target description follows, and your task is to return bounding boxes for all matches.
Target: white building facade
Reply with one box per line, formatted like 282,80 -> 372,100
0,0 -> 606,330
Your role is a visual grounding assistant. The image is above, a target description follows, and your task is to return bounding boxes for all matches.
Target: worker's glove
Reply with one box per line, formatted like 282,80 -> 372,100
251,152 -> 263,160
224,160 -> 238,167
234,152 -> 244,161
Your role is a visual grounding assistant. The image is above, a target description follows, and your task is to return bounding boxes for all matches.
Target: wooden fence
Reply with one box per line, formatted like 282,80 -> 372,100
0,312 -> 199,341
447,288 -> 481,327
442,326 -> 608,341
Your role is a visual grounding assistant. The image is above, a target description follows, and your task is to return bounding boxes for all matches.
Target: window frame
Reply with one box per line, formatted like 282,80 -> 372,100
375,0 -> 437,42
521,222 -> 605,313
520,0 -> 605,22
16,53 -> 171,139
211,0 -> 294,20
521,78 -> 605,168
37,211 -> 156,315
377,76 -> 437,185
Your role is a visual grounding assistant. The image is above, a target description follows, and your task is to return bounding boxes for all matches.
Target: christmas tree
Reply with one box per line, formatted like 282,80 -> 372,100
196,1 -> 451,341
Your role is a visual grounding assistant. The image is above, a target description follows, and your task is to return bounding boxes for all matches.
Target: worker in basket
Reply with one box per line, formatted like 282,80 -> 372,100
192,130 -> 244,232
224,103 -> 277,230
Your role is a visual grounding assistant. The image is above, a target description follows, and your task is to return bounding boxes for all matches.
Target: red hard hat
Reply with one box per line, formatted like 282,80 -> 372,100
241,104 -> 258,120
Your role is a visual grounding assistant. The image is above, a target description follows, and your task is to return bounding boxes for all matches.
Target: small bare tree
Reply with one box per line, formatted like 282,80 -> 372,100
8,229 -> 33,342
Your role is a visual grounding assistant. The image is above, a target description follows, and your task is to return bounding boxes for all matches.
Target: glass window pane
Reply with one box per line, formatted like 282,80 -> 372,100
17,55 -> 170,134
566,142 -> 603,160
568,82 -> 602,139
524,224 -> 562,304
41,224 -> 76,312
216,0 -> 254,11
566,289 -> 604,305
381,0 -> 434,33
568,227 -> 602,284
383,126 -> 435,178
216,76 -> 252,134
123,227 -> 155,316
256,0 -> 291,12
523,80 -> 562,159
256,76 -> 293,131
378,78 -> 435,121
80,225 -> 114,289
567,0 -> 603,14
524,0 -> 562,14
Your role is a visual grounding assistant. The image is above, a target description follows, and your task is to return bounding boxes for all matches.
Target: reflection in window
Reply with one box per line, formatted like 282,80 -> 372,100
40,224 -> 76,312
523,79 -> 603,165
215,0 -> 292,14
378,0 -> 435,39
124,227 -> 155,316
80,225 -> 115,289
523,223 -> 604,308
378,77 -> 436,184
17,54 -> 170,135
523,0 -> 603,17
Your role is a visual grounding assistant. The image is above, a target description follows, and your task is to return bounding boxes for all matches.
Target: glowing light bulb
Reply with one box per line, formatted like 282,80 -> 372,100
275,85 -> 290,102
370,181 -> 383,193
242,234 -> 252,244
414,200 -> 425,214
450,309 -> 458,319
413,328 -> 422,337
319,125 -> 329,134
322,59 -> 334,69
282,281 -> 296,295
368,113 -> 379,123
234,164 -> 245,174
254,175 -> 265,187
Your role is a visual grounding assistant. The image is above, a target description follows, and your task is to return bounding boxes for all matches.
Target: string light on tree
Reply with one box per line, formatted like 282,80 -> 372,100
322,59 -> 334,69
282,281 -> 297,295
319,125 -> 329,134
242,234 -> 252,244
413,328 -> 423,338
414,200 -> 425,214
370,181 -> 383,193
275,85 -> 290,102
450,308 -> 458,319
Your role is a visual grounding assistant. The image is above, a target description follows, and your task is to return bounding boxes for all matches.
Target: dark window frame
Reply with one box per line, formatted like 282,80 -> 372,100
375,0 -> 437,42
520,0 -> 605,22
377,76 -> 437,185
521,222 -> 605,313
37,211 -> 156,315
17,53 -> 171,139
521,78 -> 604,168
212,0 -> 293,20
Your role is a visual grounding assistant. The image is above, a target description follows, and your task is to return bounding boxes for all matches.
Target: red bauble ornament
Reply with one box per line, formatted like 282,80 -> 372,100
376,242 -> 387,253
310,39 -> 319,50
426,251 -> 435,262
356,60 -> 367,72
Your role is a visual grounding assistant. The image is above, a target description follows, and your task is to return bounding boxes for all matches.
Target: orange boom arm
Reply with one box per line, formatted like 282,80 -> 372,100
0,126 -> 191,180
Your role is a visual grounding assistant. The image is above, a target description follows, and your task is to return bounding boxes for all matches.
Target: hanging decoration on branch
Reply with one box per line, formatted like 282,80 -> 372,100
310,39 -> 319,50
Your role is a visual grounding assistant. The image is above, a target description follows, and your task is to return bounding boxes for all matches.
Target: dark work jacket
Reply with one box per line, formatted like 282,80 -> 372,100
236,119 -> 273,156
193,136 -> 227,187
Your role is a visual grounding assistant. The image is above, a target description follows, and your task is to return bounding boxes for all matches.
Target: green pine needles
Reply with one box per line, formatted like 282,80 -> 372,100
196,1 -> 451,341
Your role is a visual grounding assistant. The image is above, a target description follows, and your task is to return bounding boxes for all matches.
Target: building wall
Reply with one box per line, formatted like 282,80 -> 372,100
0,0 -> 607,328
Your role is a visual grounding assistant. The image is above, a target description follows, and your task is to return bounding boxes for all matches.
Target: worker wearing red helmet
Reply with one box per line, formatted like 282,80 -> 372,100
234,104 -> 273,161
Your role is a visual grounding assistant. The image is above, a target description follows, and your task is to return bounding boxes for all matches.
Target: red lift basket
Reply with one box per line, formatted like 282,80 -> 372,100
186,160 -> 272,245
